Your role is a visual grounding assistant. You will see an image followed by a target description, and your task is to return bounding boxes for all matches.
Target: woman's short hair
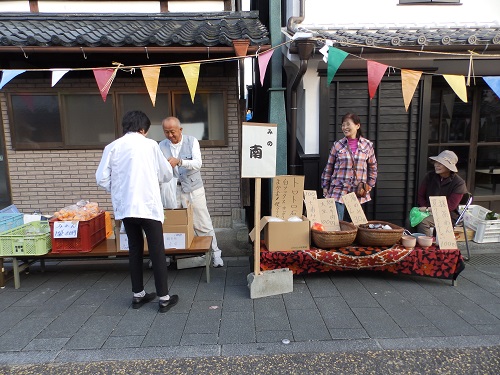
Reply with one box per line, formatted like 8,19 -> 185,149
122,110 -> 151,135
342,112 -> 363,138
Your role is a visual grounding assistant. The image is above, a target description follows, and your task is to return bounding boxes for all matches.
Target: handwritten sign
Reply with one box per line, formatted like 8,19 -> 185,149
304,190 -> 321,224
271,175 -> 305,220
163,233 -> 186,249
53,221 -> 79,238
343,192 -> 368,225
429,196 -> 457,249
241,122 -> 277,178
319,198 -> 340,231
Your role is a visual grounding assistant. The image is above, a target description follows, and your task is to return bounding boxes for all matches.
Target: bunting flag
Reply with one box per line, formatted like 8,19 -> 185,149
327,47 -> 348,86
483,76 -> 500,99
401,69 -> 423,111
443,74 -> 468,103
367,60 -> 388,100
258,49 -> 274,87
181,63 -> 200,103
0,70 -> 26,89
51,69 -> 70,87
93,68 -> 117,102
141,67 -> 161,107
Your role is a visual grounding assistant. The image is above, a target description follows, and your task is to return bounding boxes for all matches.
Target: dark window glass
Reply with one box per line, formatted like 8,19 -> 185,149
11,94 -> 62,149
478,88 -> 500,143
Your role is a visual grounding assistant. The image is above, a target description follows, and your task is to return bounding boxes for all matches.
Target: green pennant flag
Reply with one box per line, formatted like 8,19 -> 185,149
327,47 -> 348,86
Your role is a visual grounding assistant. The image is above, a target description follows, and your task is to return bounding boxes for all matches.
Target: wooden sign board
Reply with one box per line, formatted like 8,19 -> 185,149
271,175 -> 304,220
241,122 -> 277,178
343,192 -> 368,225
429,196 -> 457,249
319,198 -> 340,231
303,190 -> 321,224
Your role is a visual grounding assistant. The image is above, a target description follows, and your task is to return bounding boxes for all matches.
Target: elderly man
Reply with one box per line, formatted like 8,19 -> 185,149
159,116 -> 224,268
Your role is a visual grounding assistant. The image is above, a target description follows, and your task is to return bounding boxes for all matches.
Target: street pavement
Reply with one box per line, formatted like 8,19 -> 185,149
0,240 -> 499,374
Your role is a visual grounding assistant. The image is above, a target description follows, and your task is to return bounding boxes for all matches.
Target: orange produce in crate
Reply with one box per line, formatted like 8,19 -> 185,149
311,222 -> 325,231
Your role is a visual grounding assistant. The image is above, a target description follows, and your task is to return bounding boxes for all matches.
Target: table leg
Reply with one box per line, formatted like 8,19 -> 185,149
0,258 -> 4,288
205,250 -> 211,283
13,257 -> 20,289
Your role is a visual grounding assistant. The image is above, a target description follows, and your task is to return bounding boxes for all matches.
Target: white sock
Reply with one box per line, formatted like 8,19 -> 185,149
159,295 -> 170,302
134,290 -> 146,298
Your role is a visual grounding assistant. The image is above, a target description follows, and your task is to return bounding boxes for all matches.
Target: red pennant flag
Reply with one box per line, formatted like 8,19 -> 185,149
367,60 -> 388,100
93,68 -> 116,102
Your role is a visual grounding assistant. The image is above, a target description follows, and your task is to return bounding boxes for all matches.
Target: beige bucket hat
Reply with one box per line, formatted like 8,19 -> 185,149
429,150 -> 458,172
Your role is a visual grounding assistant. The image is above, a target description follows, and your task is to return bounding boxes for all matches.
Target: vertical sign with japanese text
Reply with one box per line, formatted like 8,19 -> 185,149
319,198 -> 340,231
343,192 -> 368,225
429,196 -> 457,249
241,122 -> 277,178
303,190 -> 321,224
271,175 -> 305,220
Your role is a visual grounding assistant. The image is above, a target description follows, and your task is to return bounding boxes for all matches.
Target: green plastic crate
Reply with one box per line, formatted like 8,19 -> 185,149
0,213 -> 24,233
0,221 -> 51,256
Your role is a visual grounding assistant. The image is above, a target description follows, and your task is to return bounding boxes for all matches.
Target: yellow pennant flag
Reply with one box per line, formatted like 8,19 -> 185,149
181,63 -> 200,103
443,74 -> 468,103
141,67 -> 161,107
401,69 -> 422,111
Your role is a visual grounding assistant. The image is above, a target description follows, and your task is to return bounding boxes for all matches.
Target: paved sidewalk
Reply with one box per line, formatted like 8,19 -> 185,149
0,243 -> 499,367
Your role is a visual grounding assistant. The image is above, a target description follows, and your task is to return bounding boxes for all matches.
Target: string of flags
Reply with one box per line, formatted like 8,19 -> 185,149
0,38 -> 499,111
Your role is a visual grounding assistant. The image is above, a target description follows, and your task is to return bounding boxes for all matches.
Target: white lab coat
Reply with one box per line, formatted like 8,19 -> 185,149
96,132 -> 173,222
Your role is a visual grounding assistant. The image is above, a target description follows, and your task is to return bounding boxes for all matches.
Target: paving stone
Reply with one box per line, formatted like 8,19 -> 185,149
0,291 -> 26,311
254,297 -> 290,332
461,268 -> 500,293
287,308 -> 331,341
402,325 -> 445,338
415,305 -> 481,336
37,304 -> 98,338
23,337 -> 69,351
194,279 -> 225,301
12,286 -> 58,307
184,300 -> 222,334
256,330 -> 293,343
472,324 -> 500,335
328,328 -> 370,340
225,266 -> 249,286
333,276 -> 380,308
387,278 -> 443,306
0,317 -> 53,352
64,315 -> 118,350
380,302 -> 432,327
315,297 -> 362,329
222,297 -> 253,312
180,333 -> 219,345
111,307 -> 158,336
283,283 -> 315,310
482,304 -> 500,319
304,274 -> 341,298
0,306 -> 36,336
218,310 -> 255,344
451,299 -> 500,325
141,313 -> 187,347
223,285 -> 250,301
102,335 -> 144,349
28,289 -> 85,318
352,307 -> 407,338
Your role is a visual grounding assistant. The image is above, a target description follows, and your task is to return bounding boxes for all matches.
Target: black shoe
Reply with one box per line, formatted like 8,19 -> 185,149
132,292 -> 156,309
159,295 -> 179,313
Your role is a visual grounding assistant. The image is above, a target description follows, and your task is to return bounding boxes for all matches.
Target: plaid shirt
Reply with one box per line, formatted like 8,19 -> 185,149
321,136 -> 378,204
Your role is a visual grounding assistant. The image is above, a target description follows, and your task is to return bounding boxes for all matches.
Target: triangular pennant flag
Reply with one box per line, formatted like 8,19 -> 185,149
0,70 -> 26,89
258,49 -> 274,87
401,69 -> 423,111
93,68 -> 117,102
483,76 -> 500,99
327,47 -> 348,86
141,67 -> 161,107
443,74 -> 467,103
367,60 -> 388,100
51,69 -> 69,87
181,63 -> 200,103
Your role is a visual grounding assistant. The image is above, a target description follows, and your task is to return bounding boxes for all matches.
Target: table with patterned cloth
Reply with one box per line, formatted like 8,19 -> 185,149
259,242 -> 465,283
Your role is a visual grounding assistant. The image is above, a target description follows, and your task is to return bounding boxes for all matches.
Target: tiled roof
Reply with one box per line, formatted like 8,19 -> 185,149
0,12 -> 269,48
299,25 -> 500,48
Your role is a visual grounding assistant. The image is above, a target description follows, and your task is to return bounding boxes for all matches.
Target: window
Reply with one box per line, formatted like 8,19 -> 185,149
8,90 -> 227,149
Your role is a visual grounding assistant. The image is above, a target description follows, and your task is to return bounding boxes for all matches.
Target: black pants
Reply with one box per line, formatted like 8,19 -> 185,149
122,217 -> 169,297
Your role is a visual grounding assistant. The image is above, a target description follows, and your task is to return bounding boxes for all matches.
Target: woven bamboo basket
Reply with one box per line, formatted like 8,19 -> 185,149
355,221 -> 404,247
311,221 -> 358,249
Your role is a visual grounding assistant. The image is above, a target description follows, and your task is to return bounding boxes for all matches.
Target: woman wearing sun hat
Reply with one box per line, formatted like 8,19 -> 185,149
415,150 -> 468,236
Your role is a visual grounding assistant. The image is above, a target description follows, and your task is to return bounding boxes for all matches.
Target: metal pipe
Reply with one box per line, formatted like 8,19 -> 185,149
286,0 -> 305,34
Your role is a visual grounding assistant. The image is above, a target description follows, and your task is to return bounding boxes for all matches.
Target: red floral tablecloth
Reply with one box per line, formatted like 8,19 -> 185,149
259,242 -> 465,280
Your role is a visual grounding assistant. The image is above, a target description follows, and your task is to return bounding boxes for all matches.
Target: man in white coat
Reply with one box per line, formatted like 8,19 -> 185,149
159,116 -> 224,268
96,110 -> 179,313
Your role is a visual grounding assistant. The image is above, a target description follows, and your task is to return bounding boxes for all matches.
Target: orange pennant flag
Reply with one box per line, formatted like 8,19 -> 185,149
401,69 -> 423,111
367,60 -> 388,100
93,68 -> 117,102
181,63 -> 200,103
443,74 -> 468,103
141,67 -> 161,107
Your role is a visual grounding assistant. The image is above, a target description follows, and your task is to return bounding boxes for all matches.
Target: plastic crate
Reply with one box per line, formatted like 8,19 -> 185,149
49,211 -> 106,253
0,213 -> 24,233
0,221 -> 51,256
463,205 -> 500,243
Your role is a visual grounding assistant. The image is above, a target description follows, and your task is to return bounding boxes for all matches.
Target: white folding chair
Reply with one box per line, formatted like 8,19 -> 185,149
454,192 -> 473,261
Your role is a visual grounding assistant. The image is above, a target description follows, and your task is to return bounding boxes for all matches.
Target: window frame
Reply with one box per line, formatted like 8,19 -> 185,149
6,88 -> 229,150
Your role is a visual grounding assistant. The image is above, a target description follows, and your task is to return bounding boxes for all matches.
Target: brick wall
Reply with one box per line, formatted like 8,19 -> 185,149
1,72 -> 242,227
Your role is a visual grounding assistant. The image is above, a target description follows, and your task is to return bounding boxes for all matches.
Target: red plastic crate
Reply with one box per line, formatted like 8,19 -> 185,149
49,211 -> 106,253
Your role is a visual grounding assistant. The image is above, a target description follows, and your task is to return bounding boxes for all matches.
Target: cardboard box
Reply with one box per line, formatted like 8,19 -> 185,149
454,226 -> 475,242
264,216 -> 310,252
164,205 -> 193,225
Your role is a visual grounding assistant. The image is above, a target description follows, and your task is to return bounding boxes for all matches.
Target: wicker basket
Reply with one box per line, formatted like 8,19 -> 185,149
355,221 -> 404,247
311,221 -> 358,249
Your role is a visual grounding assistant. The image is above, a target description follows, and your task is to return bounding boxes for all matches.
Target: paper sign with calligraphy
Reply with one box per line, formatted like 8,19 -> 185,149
53,221 -> 79,238
163,233 -> 186,249
241,122 -> 277,178
343,192 -> 368,225
303,190 -> 321,224
319,198 -> 340,231
429,196 -> 457,249
271,175 -> 304,220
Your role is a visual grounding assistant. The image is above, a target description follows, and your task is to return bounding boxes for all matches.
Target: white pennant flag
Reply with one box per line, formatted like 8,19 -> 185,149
51,69 -> 70,87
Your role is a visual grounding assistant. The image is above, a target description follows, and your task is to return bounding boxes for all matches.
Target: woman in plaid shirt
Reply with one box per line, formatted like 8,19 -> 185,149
321,113 -> 378,220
